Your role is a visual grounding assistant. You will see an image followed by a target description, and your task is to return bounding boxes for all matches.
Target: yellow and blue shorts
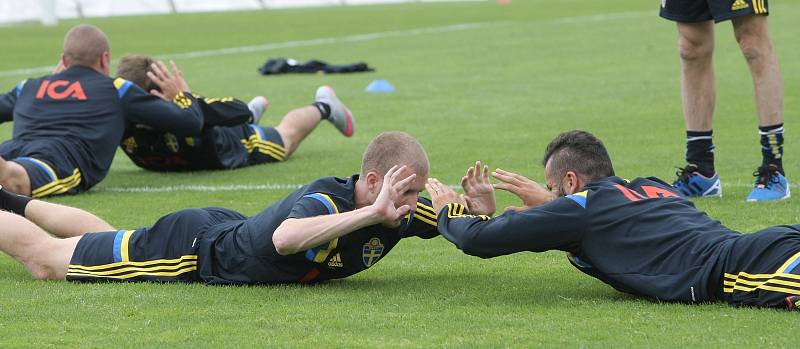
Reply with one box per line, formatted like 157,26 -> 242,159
718,225 -> 800,309
66,207 -> 245,283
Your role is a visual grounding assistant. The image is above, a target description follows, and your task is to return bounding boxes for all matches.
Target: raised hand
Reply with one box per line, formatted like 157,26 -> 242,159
372,165 -> 417,227
492,168 -> 555,212
426,178 -> 467,214
460,161 -> 496,215
53,60 -> 66,74
147,60 -> 191,101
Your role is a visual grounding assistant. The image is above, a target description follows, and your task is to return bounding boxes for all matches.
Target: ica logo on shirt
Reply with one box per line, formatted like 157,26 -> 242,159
35,80 -> 87,101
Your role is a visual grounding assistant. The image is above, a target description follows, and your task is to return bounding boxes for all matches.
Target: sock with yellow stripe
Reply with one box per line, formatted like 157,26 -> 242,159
759,123 -> 784,175
0,186 -> 33,216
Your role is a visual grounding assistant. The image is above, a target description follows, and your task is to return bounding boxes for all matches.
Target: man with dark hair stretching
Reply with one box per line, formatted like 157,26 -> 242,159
427,130 -> 800,310
116,55 -> 354,171
0,25 -> 205,197
0,131 -> 446,285
660,0 -> 788,201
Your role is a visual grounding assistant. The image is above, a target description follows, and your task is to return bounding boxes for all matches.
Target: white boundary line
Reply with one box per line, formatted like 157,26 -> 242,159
0,22 -> 493,78
95,181 -> 779,193
97,183 -> 462,193
0,11 -> 652,78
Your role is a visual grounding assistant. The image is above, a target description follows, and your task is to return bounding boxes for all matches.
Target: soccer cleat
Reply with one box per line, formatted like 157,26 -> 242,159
672,164 -> 722,197
247,96 -> 270,125
746,164 -> 790,202
315,85 -> 354,137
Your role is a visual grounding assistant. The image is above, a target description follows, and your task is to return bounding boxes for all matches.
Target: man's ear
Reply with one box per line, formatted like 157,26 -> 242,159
365,171 -> 380,191
60,54 -> 68,67
565,171 -> 582,195
100,51 -> 111,74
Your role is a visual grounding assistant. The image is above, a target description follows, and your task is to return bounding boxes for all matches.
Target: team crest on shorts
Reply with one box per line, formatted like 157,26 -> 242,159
164,133 -> 180,152
122,136 -> 137,153
362,238 -> 384,268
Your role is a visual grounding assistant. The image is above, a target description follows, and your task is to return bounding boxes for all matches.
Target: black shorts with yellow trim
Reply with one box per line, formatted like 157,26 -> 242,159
66,207 -> 245,283
210,124 -> 286,169
241,125 -> 286,165
0,138 -> 84,198
660,0 -> 768,23
718,225 -> 800,309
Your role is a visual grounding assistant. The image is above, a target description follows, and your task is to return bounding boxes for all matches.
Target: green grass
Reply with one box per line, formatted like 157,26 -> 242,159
1,1 -> 800,347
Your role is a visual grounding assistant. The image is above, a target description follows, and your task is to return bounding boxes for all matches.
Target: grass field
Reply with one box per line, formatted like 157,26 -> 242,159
1,1 -> 799,347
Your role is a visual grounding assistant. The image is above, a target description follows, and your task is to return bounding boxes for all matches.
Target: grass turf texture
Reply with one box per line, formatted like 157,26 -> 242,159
1,1 -> 799,347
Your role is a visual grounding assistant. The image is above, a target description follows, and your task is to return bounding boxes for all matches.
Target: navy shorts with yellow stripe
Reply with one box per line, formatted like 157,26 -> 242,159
0,139 -> 83,198
719,225 -> 800,309
211,124 -> 287,169
660,0 -> 768,23
67,207 -> 246,283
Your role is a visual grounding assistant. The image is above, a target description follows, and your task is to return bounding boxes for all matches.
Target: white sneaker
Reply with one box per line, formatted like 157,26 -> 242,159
247,96 -> 270,125
315,86 -> 354,137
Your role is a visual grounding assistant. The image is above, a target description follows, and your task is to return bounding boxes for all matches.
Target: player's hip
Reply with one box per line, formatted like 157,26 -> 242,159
717,225 -> 800,309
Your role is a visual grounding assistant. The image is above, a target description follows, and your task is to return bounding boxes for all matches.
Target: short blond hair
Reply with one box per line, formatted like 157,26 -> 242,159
360,131 -> 429,177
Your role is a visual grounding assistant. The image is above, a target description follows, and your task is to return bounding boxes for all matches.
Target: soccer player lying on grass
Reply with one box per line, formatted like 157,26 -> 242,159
426,130 -> 800,310
115,55 -> 354,171
0,132 -> 446,284
0,24 -> 204,198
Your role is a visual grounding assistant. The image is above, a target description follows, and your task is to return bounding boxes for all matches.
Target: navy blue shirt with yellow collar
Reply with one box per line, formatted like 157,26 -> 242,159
0,66 -> 202,197
436,176 -> 800,308
196,174 -> 439,284
66,175 -> 440,285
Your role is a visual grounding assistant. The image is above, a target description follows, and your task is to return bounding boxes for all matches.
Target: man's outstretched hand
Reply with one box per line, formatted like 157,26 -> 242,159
426,178 -> 467,214
492,168 -> 555,212
460,161 -> 496,216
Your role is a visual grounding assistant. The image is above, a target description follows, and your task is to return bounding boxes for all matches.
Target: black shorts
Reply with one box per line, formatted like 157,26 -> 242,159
213,124 -> 286,169
660,0 -> 769,23
718,225 -> 800,309
66,207 -> 246,283
0,139 -> 84,198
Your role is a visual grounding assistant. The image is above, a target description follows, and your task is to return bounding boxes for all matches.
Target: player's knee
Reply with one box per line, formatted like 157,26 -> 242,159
26,262 -> 59,280
678,39 -> 713,62
735,33 -> 764,64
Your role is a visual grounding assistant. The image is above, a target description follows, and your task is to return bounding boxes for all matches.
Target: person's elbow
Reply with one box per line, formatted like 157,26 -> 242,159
272,221 -> 298,256
456,235 -> 495,259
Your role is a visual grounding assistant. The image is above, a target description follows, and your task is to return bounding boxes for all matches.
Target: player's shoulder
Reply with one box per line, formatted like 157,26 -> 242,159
111,77 -> 135,98
301,175 -> 357,207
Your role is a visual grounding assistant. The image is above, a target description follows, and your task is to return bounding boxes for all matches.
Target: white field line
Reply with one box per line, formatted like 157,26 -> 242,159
95,181 -> 778,193
96,183 -> 461,193
0,11 -> 652,78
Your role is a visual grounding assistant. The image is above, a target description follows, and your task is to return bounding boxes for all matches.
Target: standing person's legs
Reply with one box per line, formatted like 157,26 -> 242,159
672,21 -> 723,197
732,15 -> 783,128
732,14 -> 789,201
679,21 -> 716,135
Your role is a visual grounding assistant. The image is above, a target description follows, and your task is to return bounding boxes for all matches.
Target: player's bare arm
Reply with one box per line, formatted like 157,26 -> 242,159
272,165 -> 417,255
